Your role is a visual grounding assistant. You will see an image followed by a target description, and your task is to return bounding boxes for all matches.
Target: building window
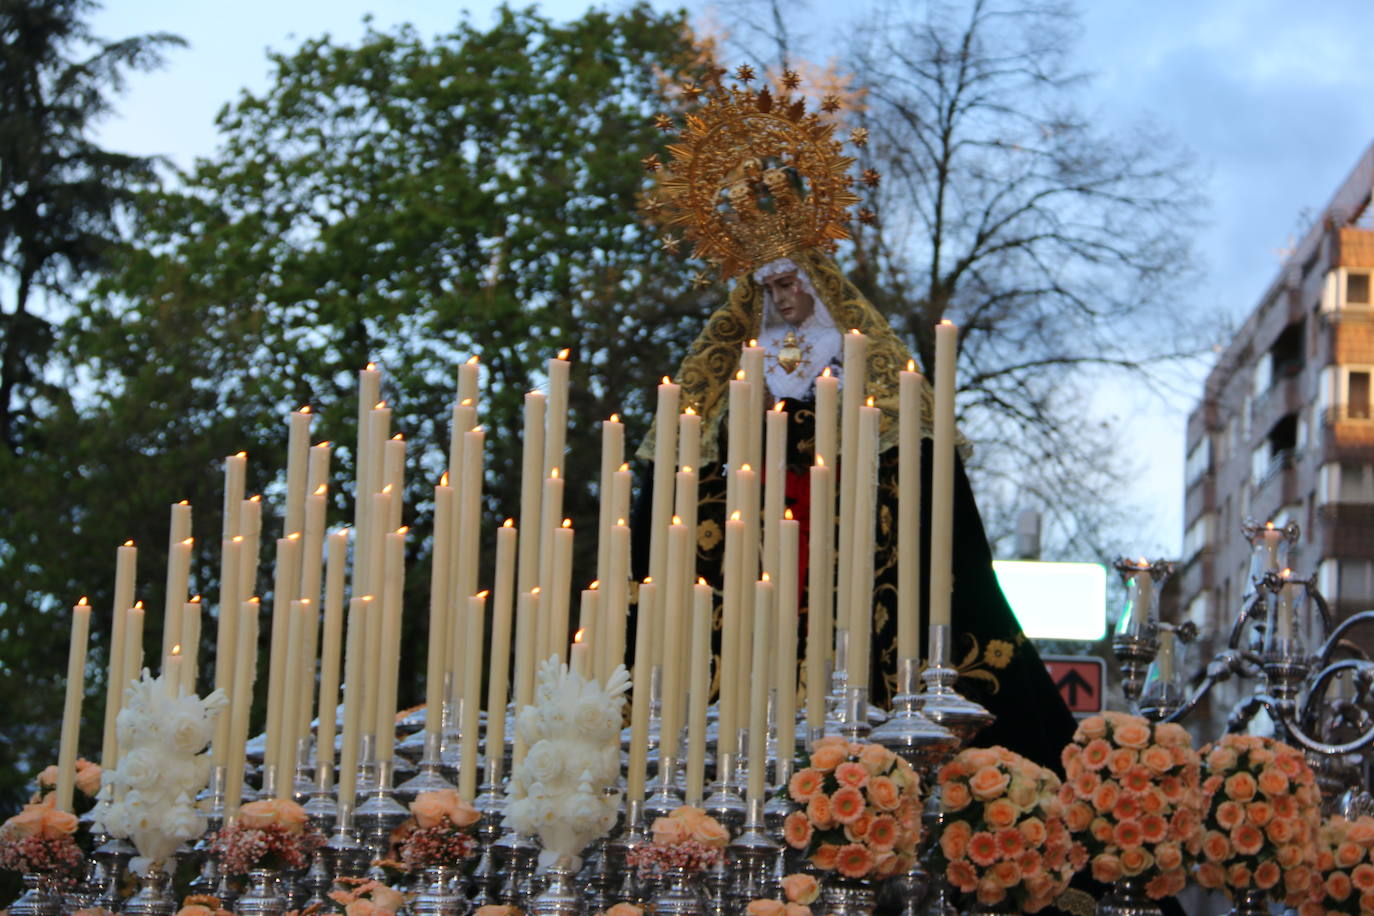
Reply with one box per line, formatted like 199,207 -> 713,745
1351,371 -> 1372,419
1336,559 -> 1374,605
1185,437 -> 1212,485
1340,464 -> 1374,502
1184,512 -> 1217,560
1349,271 -> 1371,306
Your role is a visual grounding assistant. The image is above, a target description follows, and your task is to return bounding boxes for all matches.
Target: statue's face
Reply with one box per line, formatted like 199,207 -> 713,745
763,270 -> 815,326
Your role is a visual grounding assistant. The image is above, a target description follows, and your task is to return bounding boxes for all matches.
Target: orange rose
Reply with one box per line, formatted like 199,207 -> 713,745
1338,842 -> 1364,868
807,793 -> 834,829
1154,841 -> 1182,871
1113,720 -> 1151,750
1120,846 -> 1152,876
990,859 -> 1021,888
985,798 -> 1019,830
1019,816 -> 1047,846
1353,863 -> 1374,892
1196,862 -> 1224,888
1090,782 -> 1120,814
1076,716 -> 1108,740
1091,854 -> 1123,883
1107,749 -> 1136,775
1231,823 -> 1263,856
811,843 -> 839,870
858,743 -> 894,774
810,744 -> 846,771
1245,801 -> 1273,826
780,872 -> 819,905
745,899 -> 785,916
1347,818 -> 1374,846
1266,817 -> 1295,846
1256,767 -> 1289,797
1155,722 -> 1190,748
1202,830 -> 1231,862
411,789 -> 479,830
942,781 -> 971,812
962,748 -> 999,770
1065,802 -> 1093,833
1227,863 -> 1252,889
239,798 -> 309,834
652,815 -> 692,846
688,814 -> 730,848
1224,772 -> 1257,803
74,761 -> 103,797
868,775 -> 900,811
1215,801 -> 1243,830
969,766 -> 1010,801
976,878 -> 1007,906
940,821 -> 971,861
1254,861 -> 1281,890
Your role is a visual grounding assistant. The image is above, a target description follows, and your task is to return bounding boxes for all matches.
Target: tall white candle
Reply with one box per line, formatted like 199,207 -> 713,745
225,597 -> 260,816
763,403 -> 787,581
307,441 -> 332,497
848,401 -> 880,689
57,599 -> 91,812
277,599 -> 308,792
375,529 -> 406,760
264,533 -> 302,773
837,330 -> 868,680
180,596 -> 202,695
930,321 -> 958,628
678,407 -> 702,477
737,465 -> 759,719
612,463 -> 632,535
747,576 -> 773,803
457,355 -> 481,409
815,368 -> 838,470
285,405 -> 313,536
659,520 -> 689,761
162,536 -> 193,672
460,590 -> 489,799
337,595 -> 370,810
777,514 -> 800,768
601,522 -> 631,682
570,629 -> 591,678
297,485 -> 328,736
544,349 -> 571,478
718,512 -> 744,756
353,365 -> 381,597
627,578 -> 657,804
455,426 -> 486,609
485,523 -> 517,782
101,540 -> 137,769
211,536 -> 242,769
549,521 -> 574,663
316,529 -> 348,789
512,588 -> 539,767
742,341 -> 765,472
647,379 -> 681,652
517,391 -> 547,597
898,363 -> 923,660
806,459 -> 833,733
383,434 -> 406,531
685,579 -> 711,804
426,481 -> 454,742
223,453 -> 247,540
122,602 -> 146,693
238,495 -> 262,598
577,584 -> 600,651
535,471 -> 564,661
1129,560 -> 1155,629
597,415 -> 625,589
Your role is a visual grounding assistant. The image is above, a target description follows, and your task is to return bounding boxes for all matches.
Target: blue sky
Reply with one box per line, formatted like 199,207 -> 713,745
87,0 -> 1374,556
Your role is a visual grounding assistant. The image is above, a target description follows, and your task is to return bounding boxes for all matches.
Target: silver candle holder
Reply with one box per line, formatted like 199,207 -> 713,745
395,729 -> 459,804
354,758 -> 409,867
871,657 -> 959,772
910,624 -> 994,745
726,797 -> 780,906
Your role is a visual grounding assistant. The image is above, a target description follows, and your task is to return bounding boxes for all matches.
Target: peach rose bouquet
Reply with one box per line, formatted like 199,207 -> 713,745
397,789 -> 480,870
207,798 -> 323,874
932,746 -> 1076,912
625,806 -> 728,876
1300,814 -> 1374,916
0,792 -> 83,877
1194,734 -> 1320,908
1059,712 -> 1204,900
780,737 -> 922,881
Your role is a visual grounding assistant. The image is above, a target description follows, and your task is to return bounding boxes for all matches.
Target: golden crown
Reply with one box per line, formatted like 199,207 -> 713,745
643,65 -> 876,281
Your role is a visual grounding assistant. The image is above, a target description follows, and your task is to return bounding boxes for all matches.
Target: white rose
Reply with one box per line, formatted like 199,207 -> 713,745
167,707 -> 211,755
119,748 -> 160,791
160,798 -> 204,841
573,700 -> 612,739
525,743 -> 563,785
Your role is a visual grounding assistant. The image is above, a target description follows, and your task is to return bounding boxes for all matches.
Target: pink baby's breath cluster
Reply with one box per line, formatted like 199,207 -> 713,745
0,832 -> 83,877
1194,734 -> 1320,907
399,823 -> 477,870
1302,814 -> 1374,916
1060,711 -> 1204,900
208,822 -> 320,875
933,745 -> 1076,912
626,839 -> 721,876
781,737 -> 921,881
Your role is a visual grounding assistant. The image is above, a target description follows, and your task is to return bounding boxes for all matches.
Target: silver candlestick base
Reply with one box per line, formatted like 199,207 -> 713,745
911,624 -> 995,744
188,767 -> 228,899
91,834 -> 137,912
603,799 -> 648,905
468,781 -> 507,905
727,798 -> 780,906
702,752 -> 747,837
395,731 -> 458,804
493,829 -> 540,906
528,857 -> 584,916
645,755 -> 684,822
762,757 -> 795,831
324,804 -> 369,883
871,657 -> 960,771
1112,631 -> 1158,707
354,759 -> 408,868
839,686 -> 873,740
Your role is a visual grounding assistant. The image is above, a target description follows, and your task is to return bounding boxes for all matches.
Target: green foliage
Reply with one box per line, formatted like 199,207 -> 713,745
0,2 -> 716,819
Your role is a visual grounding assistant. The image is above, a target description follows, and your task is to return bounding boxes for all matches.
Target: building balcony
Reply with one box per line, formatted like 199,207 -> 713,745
1251,374 -> 1304,439
1252,448 -> 1300,519
1184,473 -> 1216,526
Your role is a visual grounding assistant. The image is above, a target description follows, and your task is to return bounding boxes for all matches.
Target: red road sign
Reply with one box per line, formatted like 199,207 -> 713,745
1041,656 -> 1106,714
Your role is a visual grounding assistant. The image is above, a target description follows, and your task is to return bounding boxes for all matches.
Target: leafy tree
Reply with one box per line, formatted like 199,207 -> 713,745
21,4 -> 713,786
0,0 -> 181,817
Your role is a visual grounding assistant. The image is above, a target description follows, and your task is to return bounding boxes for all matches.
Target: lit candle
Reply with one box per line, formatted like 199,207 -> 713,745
455,426 -> 485,607
648,377 -> 680,667
545,348 -> 572,478
162,534 -> 192,674
577,582 -> 600,653
806,458 -> 833,733
56,598 -> 91,812
485,523 -> 517,783
180,596 -> 202,695
284,405 -> 313,536
837,330 -> 868,681
549,520 -> 574,663
337,595 -> 371,811
426,480 -> 454,743
277,599 -> 308,791
353,365 -> 381,595
297,485 -> 328,735
238,495 -> 262,597
101,540 -> 137,769
930,320 -> 958,628
225,597 -> 260,817
570,628 -> 590,678
211,536 -> 242,769
375,529 -> 407,760
517,391 -> 547,597
718,512 -> 744,756
536,471 -> 565,661
737,464 -> 759,719
307,440 -> 332,496
659,519 -> 689,762
777,512 -> 800,769
848,400 -> 880,690
897,362 -> 923,660
815,368 -> 838,469
678,407 -> 702,478
728,372 -> 749,488
223,453 -> 247,540
383,434 -> 406,531
1260,523 -> 1284,574
747,575 -> 773,803
601,521 -> 630,682
264,533 -> 302,773
457,355 -> 481,408
1277,572 -> 1297,643
627,578 -> 657,804
164,645 -> 184,696
685,579 -> 711,804
673,467 -> 699,581
122,601 -> 146,693
597,414 -> 625,588
460,590 -> 489,799
1129,559 -> 1155,629
612,462 -> 632,535
742,340 -> 765,471
316,529 -> 348,789
763,402 -> 787,581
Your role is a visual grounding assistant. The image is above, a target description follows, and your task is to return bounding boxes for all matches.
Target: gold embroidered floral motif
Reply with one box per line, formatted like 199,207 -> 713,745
983,639 -> 1014,669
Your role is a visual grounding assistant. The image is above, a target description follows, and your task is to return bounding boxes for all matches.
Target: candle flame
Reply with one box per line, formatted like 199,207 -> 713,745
672,515 -> 682,525
643,576 -> 653,584
249,596 -> 260,604
1266,521 -> 1274,529
590,580 -> 600,589
761,572 -> 771,582
249,494 -> 261,503
682,465 -> 693,473
503,518 -> 514,528
551,468 -> 560,479
616,518 -> 627,526
849,328 -> 861,334
866,396 -> 875,407
784,508 -> 794,520
748,338 -> 759,347
133,600 -> 144,609
774,401 -> 785,412
558,348 -> 571,360
821,367 -> 832,378
610,413 -> 620,423
191,595 -> 202,603
698,577 -> 708,586
574,628 -> 585,644
366,362 -> 377,371
907,359 -> 916,372
375,401 -> 386,409
440,471 -> 449,486
736,369 -> 746,380
360,595 -> 374,603
315,440 -> 331,448
661,375 -> 671,385
461,397 -> 474,406
476,589 -> 490,599
78,596 -> 88,605
684,405 -> 696,415
939,318 -> 955,326
1281,567 -> 1292,578
816,455 -> 826,467
232,535 -> 244,543
467,355 -> 480,365
314,485 -> 327,496
299,405 -> 311,414
562,518 -> 572,528
171,644 -> 182,656
740,463 -> 752,471
471,425 -> 483,433
730,510 -> 741,521
619,462 -> 629,472
392,433 -> 403,440
123,539 -> 134,547
531,587 -> 541,595
178,499 -> 189,506
382,484 -> 393,494
397,526 -> 409,535
1138,556 -> 1148,566
288,532 -> 302,541
181,537 -> 194,546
